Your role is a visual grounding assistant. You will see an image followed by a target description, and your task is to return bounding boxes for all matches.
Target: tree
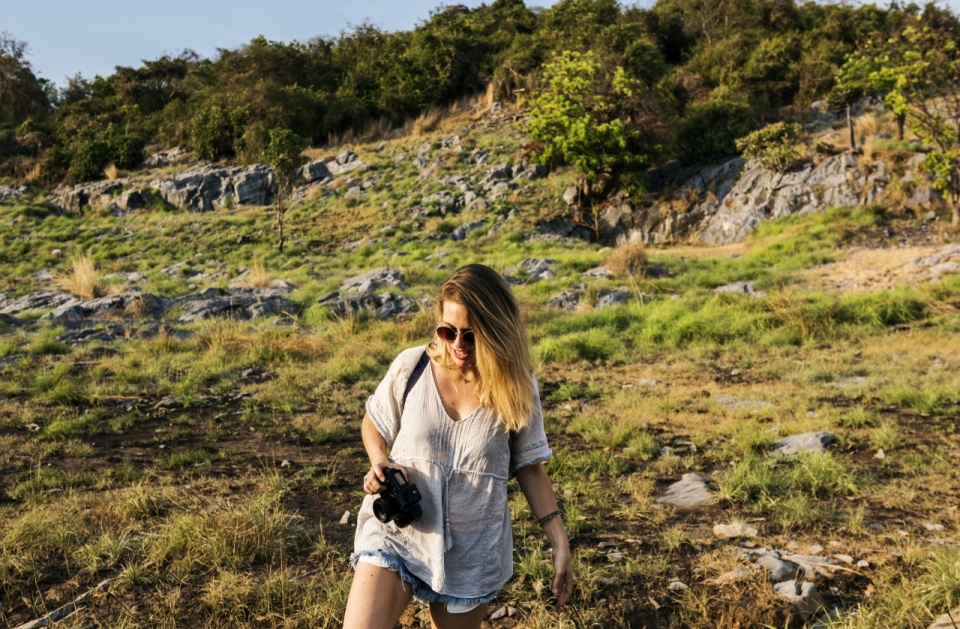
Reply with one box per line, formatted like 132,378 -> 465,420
0,32 -> 50,122
260,128 -> 306,252
867,19 -> 960,225
829,54 -> 872,152
526,50 -> 653,232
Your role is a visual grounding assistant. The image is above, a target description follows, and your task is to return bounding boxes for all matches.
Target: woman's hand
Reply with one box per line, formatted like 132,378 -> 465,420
362,460 -> 407,495
551,545 -> 574,607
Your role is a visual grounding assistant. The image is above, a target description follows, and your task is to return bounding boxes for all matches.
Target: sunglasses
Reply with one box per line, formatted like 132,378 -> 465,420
436,325 -> 475,346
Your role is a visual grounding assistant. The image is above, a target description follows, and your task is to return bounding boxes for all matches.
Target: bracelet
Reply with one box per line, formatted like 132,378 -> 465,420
537,509 -> 563,526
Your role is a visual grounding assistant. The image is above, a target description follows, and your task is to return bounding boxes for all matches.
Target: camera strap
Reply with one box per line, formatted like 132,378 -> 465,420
400,350 -> 430,414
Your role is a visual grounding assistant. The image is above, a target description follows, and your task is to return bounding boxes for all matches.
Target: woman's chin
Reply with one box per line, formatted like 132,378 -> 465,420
450,349 -> 473,368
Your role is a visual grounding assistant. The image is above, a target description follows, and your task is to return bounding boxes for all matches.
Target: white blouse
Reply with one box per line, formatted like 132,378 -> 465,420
353,345 -> 552,598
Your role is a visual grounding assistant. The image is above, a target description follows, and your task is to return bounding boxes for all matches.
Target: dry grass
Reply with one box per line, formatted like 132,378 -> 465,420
247,260 -> 272,288
59,254 -> 101,300
104,163 -> 120,181
22,161 -> 44,184
407,104 -> 445,137
605,238 -> 647,278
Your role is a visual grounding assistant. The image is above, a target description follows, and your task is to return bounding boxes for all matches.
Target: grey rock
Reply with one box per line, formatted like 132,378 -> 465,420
772,432 -> 836,456
667,580 -> 689,591
596,287 -> 632,309
711,568 -> 753,584
906,186 -> 945,211
451,220 -> 485,241
488,181 -> 517,199
319,292 -> 380,318
375,293 -> 417,320
583,266 -> 614,279
713,394 -> 775,412
117,189 -> 147,211
149,164 -> 276,212
343,186 -> 363,200
512,162 -> 548,180
562,186 -> 580,205
441,135 -> 461,149
505,258 -> 556,282
44,293 -> 170,323
336,150 -> 358,165
143,146 -> 189,168
340,268 -> 408,294
755,554 -> 798,582
773,580 -> 825,620
809,100 -> 837,122
0,290 -> 74,315
656,473 -> 715,507
53,180 -> 124,213
466,147 -> 490,165
546,291 -> 580,311
178,288 -> 296,322
32,270 -> 54,282
714,281 -> 767,297
0,312 -> 24,328
423,190 -> 461,212
713,522 -> 758,539
645,160 -> 683,194
326,158 -> 369,177
300,160 -> 332,183
0,184 -> 30,204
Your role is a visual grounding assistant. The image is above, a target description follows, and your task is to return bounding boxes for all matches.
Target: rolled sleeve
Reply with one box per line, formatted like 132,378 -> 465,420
509,376 -> 552,475
365,346 -> 425,448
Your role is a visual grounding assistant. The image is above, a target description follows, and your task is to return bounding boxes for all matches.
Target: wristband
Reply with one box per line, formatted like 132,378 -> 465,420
537,509 -> 563,526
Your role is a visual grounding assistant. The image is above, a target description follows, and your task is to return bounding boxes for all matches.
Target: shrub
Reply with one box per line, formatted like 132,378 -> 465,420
675,97 -> 755,164
735,122 -> 803,172
190,104 -> 247,161
605,238 -> 646,278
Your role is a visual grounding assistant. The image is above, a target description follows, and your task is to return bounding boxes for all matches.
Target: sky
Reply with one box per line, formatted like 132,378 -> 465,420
3,0 -> 562,87
5,0 -> 960,87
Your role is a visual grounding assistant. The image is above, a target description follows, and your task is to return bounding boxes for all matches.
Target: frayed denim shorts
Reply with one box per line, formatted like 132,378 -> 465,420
350,550 -> 498,611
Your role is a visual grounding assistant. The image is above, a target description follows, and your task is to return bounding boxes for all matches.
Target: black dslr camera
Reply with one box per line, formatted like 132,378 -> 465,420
373,468 -> 422,528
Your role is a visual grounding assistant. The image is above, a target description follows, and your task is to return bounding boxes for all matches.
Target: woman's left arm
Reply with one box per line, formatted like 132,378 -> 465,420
515,463 -> 573,607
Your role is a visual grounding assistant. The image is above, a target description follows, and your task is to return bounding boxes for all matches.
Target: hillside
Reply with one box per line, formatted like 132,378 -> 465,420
1,98 -> 959,629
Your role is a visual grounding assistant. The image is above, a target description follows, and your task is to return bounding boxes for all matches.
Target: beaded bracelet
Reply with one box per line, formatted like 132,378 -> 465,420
537,509 -> 563,526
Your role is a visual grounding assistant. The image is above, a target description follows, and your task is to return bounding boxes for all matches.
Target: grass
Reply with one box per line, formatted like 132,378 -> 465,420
59,253 -> 101,300
0,121 -> 958,628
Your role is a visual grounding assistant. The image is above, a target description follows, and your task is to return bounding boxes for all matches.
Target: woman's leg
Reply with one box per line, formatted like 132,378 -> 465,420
428,602 -> 487,629
342,562 -> 413,629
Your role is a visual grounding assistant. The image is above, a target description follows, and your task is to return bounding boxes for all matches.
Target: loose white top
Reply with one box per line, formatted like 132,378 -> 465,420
354,345 -> 552,598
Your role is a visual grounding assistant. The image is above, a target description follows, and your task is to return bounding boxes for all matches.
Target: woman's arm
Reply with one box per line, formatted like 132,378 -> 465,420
515,463 -> 574,607
361,412 -> 406,494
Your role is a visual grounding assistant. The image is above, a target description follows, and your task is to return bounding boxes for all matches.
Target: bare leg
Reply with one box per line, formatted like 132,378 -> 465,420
428,602 -> 487,629
343,562 -> 413,629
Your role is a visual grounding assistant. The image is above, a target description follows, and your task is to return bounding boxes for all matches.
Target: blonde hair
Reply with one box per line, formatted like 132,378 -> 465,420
425,264 -> 535,432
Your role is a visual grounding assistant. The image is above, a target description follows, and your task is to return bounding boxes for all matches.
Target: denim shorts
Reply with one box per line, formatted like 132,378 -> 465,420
350,549 -> 498,610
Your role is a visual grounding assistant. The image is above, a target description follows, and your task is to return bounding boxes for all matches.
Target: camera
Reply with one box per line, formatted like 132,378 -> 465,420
373,468 -> 422,528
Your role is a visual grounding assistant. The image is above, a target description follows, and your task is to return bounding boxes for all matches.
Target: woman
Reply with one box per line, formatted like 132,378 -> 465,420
343,264 -> 573,629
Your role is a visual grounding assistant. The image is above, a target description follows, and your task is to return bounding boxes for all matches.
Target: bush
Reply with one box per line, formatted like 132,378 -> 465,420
676,97 -> 755,164
190,104 -> 247,161
735,122 -> 803,172
68,125 -> 144,183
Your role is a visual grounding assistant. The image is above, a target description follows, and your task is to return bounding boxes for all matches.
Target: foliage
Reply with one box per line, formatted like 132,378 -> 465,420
260,127 -> 306,252
675,94 -> 754,163
526,50 -> 651,200
189,104 -> 247,161
735,121 -> 802,172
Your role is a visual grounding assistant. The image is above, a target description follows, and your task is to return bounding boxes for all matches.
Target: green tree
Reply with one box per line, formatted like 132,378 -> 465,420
260,128 -> 306,252
869,19 -> 960,225
829,54 -> 873,152
526,50 -> 652,226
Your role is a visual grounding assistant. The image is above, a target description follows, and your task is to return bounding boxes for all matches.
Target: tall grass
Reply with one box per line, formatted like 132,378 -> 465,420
60,253 -> 101,300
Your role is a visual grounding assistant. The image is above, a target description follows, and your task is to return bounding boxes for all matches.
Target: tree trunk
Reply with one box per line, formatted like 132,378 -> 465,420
897,114 -> 905,142
276,188 -> 285,253
847,103 -> 857,152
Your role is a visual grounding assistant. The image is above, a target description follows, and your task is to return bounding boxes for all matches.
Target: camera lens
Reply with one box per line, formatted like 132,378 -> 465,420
373,496 -> 396,523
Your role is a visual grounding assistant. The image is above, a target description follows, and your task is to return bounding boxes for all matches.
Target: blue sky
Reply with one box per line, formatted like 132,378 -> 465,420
6,0 -> 960,86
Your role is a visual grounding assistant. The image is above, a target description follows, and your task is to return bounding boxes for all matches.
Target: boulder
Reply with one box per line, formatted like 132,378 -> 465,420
583,266 -> 614,280
318,290 -> 416,320
0,312 -> 24,328
328,158 -> 369,177
713,522 -> 758,539
117,189 -> 148,212
149,164 -> 276,211
596,287 -> 632,309
53,180 -> 123,213
755,554 -> 798,582
300,160 -> 331,183
773,580 -> 825,621
0,184 -> 29,204
512,162 -> 548,180
143,146 -> 189,168
656,473 -> 715,507
44,293 -> 170,323
451,220 -> 485,241
772,432 -> 837,456
546,291 -> 580,310
562,186 -> 579,206
929,607 -> 960,629
0,290 -> 75,315
505,259 -> 556,282
178,288 -> 296,322
714,281 -> 767,298
340,268 -> 408,294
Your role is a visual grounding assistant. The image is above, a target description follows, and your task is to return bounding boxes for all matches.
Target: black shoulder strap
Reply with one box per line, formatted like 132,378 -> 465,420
401,350 -> 430,413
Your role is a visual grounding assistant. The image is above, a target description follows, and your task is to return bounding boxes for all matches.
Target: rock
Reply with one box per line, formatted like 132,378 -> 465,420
857,560 -> 870,568
713,522 -> 758,539
375,293 -> 417,319
874,449 -> 886,460
656,473 -> 715,507
667,580 -> 689,591
0,184 -> 29,204
32,270 -> 54,282
44,292 -> 170,323
117,189 -> 148,212
177,288 -> 297,322
713,281 -> 767,297
809,100 -> 837,122
281,459 -> 292,468
596,287 -> 632,309
547,291 -> 580,311
772,432 -> 837,456
149,164 -> 276,211
489,606 -> 507,620
343,186 -> 363,200
562,186 -> 580,205
905,186 -> 945,211
51,249 -> 63,258
583,266 -> 614,279
300,160 -> 332,183
336,150 -> 357,165
710,568 -> 753,585
512,161 -> 548,180
930,608 -> 960,629
807,545 -> 825,555
713,394 -> 774,412
340,268 -> 408,294
505,258 -> 556,282
0,290 -> 75,315
143,146 -> 189,168
755,555 -> 797,582
52,180 -> 123,213
339,510 -> 351,525
774,580 -> 825,620
0,313 -> 24,328
924,522 -> 946,532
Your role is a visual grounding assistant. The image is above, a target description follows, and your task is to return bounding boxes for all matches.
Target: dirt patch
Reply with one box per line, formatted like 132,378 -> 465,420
799,243 -> 960,293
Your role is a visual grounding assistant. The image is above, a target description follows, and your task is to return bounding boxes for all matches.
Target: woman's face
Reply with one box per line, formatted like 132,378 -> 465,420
439,300 -> 476,371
